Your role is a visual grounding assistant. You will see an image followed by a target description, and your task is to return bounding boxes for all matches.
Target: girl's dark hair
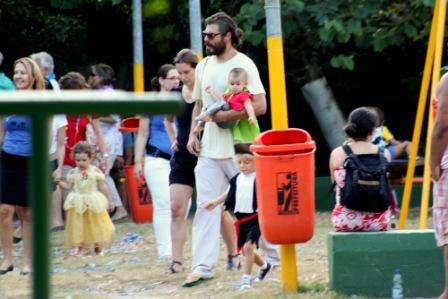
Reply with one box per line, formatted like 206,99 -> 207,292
173,49 -> 198,68
343,107 -> 379,140
72,141 -> 95,159
91,63 -> 116,87
234,143 -> 252,155
205,12 -> 243,49
150,64 -> 176,91
59,72 -> 89,90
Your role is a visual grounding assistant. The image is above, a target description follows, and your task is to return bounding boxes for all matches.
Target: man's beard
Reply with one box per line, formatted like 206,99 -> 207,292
205,40 -> 226,56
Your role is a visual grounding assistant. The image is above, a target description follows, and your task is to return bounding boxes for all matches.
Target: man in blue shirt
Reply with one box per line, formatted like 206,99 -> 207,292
0,52 -> 15,90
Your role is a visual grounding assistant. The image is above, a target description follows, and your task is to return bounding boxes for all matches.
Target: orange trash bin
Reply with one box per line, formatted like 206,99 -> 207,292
119,118 -> 154,224
120,117 -> 140,133
250,128 -> 316,244
124,165 -> 153,224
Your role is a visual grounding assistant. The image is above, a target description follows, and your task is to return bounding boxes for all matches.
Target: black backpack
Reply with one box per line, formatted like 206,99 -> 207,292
339,145 -> 390,212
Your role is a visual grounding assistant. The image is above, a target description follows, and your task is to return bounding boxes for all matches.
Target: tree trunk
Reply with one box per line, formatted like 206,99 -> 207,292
300,76 -> 346,149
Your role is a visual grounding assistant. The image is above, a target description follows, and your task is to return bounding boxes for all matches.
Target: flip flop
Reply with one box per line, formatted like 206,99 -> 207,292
182,273 -> 213,287
13,236 -> 22,244
50,226 -> 64,232
108,207 -> 117,218
167,260 -> 184,274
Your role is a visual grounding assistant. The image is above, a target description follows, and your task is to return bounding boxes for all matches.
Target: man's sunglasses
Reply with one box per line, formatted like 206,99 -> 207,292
202,32 -> 222,39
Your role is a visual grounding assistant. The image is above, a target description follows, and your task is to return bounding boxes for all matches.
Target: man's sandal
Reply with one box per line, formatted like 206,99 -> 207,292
167,260 -> 183,274
182,273 -> 213,287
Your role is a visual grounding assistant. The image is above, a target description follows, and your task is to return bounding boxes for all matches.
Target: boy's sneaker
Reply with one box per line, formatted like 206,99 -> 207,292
255,262 -> 271,281
239,276 -> 252,290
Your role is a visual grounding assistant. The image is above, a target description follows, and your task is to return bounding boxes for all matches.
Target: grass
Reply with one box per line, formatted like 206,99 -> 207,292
0,210 -> 429,298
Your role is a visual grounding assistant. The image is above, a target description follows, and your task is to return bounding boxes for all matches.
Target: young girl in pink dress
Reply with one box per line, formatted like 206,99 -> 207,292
194,68 -> 260,143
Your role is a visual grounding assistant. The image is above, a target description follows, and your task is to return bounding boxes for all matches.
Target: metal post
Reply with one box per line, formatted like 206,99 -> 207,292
399,0 -> 440,229
265,0 -> 297,293
189,0 -> 203,60
31,113 -> 50,299
133,0 -> 145,92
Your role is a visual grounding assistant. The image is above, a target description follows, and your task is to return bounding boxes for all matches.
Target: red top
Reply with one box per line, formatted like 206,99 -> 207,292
63,115 -> 90,167
223,91 -> 252,111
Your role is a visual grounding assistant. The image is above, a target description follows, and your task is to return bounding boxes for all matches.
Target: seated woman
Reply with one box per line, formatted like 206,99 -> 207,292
329,107 -> 392,232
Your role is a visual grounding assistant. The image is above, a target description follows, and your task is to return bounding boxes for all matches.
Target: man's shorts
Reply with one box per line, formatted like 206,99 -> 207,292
169,149 -> 198,188
433,169 -> 448,246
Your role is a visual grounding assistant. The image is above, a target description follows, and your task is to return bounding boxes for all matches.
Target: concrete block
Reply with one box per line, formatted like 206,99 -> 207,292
328,229 -> 444,297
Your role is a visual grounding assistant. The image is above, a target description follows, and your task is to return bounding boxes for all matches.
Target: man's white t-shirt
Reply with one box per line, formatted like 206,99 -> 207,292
192,52 -> 265,159
50,114 -> 68,156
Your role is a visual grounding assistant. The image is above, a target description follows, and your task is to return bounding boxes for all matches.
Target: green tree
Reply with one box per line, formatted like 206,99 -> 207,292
236,0 -> 434,147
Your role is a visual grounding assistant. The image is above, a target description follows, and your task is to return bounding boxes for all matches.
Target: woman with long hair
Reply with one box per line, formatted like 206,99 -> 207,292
0,58 -> 45,275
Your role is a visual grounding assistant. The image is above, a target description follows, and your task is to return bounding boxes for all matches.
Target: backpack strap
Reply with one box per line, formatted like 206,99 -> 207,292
342,144 -> 353,156
377,147 -> 389,168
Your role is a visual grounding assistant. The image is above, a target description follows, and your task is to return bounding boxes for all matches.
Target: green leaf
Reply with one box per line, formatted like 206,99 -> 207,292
332,19 -> 344,33
372,28 -> 388,51
287,0 -> 305,13
245,30 -> 265,46
347,20 -> 362,35
330,56 -> 341,68
330,55 -> 355,70
319,27 -> 332,42
143,0 -> 170,18
403,24 -> 418,38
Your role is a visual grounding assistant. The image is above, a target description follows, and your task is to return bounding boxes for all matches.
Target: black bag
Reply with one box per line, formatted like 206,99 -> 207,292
339,145 -> 390,212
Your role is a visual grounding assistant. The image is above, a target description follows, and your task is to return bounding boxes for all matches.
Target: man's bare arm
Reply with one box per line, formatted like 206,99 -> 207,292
430,74 -> 448,179
186,99 -> 203,156
211,93 -> 267,122
189,99 -> 203,136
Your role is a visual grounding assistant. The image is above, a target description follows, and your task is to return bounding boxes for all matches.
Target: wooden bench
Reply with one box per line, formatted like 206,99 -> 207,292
388,159 -> 424,185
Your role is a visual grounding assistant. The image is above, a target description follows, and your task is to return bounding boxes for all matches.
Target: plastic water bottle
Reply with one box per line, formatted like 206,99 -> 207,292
390,214 -> 397,229
392,268 -> 404,298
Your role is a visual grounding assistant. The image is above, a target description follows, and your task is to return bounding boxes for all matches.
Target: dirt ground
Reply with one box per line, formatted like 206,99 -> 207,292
0,210 -> 427,298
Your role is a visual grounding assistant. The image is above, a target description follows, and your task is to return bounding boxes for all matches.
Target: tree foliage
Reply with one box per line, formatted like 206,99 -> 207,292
236,0 -> 434,73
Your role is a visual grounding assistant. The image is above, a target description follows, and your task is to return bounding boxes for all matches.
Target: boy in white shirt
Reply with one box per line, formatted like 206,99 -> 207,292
204,143 -> 271,290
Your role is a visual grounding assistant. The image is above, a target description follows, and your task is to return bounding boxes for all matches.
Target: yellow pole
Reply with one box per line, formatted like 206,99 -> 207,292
420,0 -> 447,229
268,37 -> 289,128
398,0 -> 439,229
265,0 -> 295,292
133,63 -> 145,92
